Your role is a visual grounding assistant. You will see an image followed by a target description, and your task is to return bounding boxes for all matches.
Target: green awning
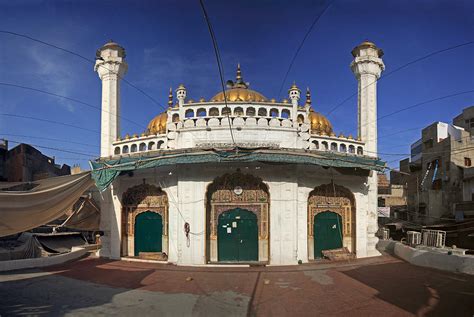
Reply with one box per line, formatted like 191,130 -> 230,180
90,148 -> 385,191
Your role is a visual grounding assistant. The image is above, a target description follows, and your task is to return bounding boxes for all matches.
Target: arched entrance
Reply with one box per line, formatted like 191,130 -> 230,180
218,208 -> 258,262
206,172 -> 269,263
314,211 -> 343,258
308,183 -> 355,260
121,184 -> 168,258
134,211 -> 163,256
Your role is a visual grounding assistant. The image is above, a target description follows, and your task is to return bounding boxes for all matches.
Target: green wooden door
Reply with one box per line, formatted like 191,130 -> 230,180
134,211 -> 162,256
314,211 -> 343,258
218,208 -> 258,262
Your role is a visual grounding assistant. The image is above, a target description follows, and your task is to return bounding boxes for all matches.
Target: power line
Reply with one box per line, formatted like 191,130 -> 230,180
0,133 -> 105,150
198,0 -> 237,147
0,113 -> 102,135
326,40 -> 474,116
0,30 -> 165,110
0,82 -> 146,129
276,0 -> 334,99
7,139 -> 97,158
349,89 -> 474,139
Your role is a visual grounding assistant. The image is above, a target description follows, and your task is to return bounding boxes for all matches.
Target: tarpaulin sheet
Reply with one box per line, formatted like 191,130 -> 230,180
90,148 -> 385,191
0,173 -> 94,237
60,197 -> 100,231
35,233 -> 87,254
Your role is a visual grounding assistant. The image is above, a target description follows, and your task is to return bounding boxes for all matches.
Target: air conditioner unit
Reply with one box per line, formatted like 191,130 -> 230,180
421,229 -> 446,248
406,231 -> 421,246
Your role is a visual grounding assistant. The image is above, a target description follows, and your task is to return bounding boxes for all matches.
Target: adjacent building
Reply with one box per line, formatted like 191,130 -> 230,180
391,106 -> 474,223
0,141 -> 71,182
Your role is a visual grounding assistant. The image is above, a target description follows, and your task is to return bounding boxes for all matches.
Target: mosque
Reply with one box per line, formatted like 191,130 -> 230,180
91,40 -> 385,265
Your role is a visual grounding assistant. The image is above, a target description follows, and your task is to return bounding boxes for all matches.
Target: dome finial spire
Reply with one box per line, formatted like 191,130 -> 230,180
306,87 -> 312,106
168,87 -> 173,108
236,63 -> 242,81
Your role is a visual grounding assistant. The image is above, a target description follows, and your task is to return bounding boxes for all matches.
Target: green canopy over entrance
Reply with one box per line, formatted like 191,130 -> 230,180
90,148 -> 385,191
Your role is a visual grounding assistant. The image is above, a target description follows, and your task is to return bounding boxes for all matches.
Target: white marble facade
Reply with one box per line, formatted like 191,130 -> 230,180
95,40 -> 385,265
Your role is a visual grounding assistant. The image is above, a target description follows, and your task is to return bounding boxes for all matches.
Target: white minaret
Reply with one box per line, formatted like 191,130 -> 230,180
350,41 -> 384,156
288,82 -> 300,124
95,41 -> 128,157
351,40 -> 384,258
176,84 -> 187,120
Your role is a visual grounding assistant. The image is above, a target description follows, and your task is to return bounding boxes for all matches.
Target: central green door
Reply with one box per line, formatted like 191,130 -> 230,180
134,211 -> 162,256
218,208 -> 258,262
314,211 -> 343,258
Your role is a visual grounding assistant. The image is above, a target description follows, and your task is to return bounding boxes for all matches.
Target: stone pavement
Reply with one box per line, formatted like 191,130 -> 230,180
0,255 -> 473,316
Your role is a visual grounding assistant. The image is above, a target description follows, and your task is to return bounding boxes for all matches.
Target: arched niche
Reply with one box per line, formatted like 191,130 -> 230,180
205,172 -> 269,263
121,184 -> 169,258
307,182 -> 356,260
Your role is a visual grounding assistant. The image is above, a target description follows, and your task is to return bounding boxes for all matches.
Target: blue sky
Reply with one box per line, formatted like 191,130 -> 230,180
0,0 -> 473,171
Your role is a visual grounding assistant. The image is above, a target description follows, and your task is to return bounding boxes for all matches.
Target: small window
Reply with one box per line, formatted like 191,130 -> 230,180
312,140 -> 319,150
131,144 -> 137,153
339,144 -> 347,152
114,147 -> 120,155
222,107 -> 231,115
281,109 -> 290,119
330,143 -> 337,151
185,109 -> 194,118
357,146 -> 363,155
122,145 -> 129,154
157,141 -> 165,149
197,108 -> 206,117
297,114 -> 304,124
321,141 -> 328,150
234,107 -> 244,116
172,114 -> 180,122
209,107 -> 219,116
139,143 -> 146,151
148,142 -> 155,151
258,108 -> 267,116
465,157 -> 471,167
246,107 -> 256,116
270,108 -> 279,118
348,145 -> 355,154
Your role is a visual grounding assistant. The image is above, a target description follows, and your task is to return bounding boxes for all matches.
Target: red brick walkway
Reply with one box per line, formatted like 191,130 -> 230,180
45,255 -> 474,316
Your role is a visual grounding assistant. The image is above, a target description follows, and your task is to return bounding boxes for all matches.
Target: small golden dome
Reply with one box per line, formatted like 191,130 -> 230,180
147,112 -> 168,134
308,109 -> 333,135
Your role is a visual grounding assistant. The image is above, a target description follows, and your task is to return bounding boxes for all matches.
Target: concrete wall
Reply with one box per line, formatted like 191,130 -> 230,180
377,240 -> 474,275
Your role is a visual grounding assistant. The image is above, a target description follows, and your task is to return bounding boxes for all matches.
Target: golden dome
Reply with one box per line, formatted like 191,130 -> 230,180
211,88 -> 267,102
147,112 -> 168,134
211,64 -> 268,102
308,109 -> 333,135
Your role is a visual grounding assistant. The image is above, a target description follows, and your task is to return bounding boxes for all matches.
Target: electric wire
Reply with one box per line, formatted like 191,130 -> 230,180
325,40 -> 474,116
198,0 -> 237,147
0,30 -> 165,110
0,133 -> 105,150
0,82 -> 147,129
276,0 -> 334,99
7,139 -> 97,158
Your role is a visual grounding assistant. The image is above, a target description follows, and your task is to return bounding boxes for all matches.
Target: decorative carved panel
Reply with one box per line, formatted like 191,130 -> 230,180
206,172 -> 269,240
121,184 -> 168,238
308,183 -> 355,238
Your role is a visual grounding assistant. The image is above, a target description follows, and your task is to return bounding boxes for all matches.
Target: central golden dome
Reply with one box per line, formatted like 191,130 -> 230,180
147,112 -> 167,134
211,64 -> 268,102
308,109 -> 333,135
211,88 -> 267,102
